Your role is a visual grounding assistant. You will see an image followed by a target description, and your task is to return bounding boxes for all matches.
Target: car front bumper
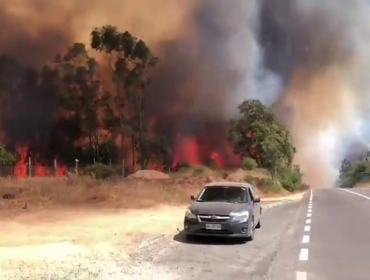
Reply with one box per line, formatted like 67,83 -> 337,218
184,216 -> 253,238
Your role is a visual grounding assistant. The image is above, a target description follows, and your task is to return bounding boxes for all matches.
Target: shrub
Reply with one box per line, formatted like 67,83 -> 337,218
208,159 -> 220,170
278,166 -> 302,192
245,175 -> 256,185
261,178 -> 282,193
177,164 -> 211,176
84,163 -> 114,180
242,157 -> 258,170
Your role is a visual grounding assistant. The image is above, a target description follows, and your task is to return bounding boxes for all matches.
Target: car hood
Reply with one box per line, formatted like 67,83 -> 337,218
189,201 -> 250,215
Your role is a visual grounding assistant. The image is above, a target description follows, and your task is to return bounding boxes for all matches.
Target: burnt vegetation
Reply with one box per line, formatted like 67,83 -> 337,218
0,25 -> 302,191
0,26 -> 168,169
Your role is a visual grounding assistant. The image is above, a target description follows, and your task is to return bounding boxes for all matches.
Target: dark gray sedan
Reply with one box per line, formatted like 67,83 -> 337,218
183,182 -> 262,241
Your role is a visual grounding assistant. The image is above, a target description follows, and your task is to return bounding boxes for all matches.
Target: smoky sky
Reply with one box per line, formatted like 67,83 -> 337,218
1,0 -> 370,182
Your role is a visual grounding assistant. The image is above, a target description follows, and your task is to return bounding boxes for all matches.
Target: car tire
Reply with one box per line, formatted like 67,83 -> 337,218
256,219 -> 261,229
185,234 -> 195,242
245,218 -> 255,242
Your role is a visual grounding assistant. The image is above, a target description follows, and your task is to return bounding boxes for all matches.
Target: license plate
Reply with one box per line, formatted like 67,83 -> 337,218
206,224 -> 222,230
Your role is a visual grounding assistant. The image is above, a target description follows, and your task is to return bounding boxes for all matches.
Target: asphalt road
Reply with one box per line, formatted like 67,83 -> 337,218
142,188 -> 370,280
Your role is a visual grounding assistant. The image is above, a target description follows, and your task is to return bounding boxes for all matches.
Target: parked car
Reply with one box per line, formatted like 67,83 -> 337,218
183,182 -> 262,241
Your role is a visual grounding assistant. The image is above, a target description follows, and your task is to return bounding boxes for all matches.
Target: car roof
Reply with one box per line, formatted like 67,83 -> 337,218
204,181 -> 253,188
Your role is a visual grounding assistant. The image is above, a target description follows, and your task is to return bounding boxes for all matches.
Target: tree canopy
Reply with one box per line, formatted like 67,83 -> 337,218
338,158 -> 370,188
90,25 -> 159,169
0,144 -> 16,165
228,99 -> 296,181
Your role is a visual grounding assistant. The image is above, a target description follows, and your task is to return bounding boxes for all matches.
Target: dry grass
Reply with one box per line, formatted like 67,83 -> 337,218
0,167 -> 298,214
0,175 -> 205,213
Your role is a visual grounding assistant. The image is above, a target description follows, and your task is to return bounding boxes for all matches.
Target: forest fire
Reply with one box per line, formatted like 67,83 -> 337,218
13,145 -> 66,178
14,146 -> 28,178
171,135 -> 239,170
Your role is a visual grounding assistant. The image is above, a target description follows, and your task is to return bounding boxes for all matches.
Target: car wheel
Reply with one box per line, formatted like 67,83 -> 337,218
245,218 -> 255,241
185,234 -> 195,242
256,218 -> 261,229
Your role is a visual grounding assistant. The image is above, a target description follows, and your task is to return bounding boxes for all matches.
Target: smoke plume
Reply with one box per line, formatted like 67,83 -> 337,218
1,0 -> 370,185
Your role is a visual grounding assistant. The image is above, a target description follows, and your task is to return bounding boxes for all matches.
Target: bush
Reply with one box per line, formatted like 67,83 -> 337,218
278,166 -> 302,192
339,160 -> 370,188
208,159 -> 220,170
244,175 -> 255,184
84,163 -> 114,180
177,164 -> 211,176
262,178 -> 282,193
242,157 -> 258,170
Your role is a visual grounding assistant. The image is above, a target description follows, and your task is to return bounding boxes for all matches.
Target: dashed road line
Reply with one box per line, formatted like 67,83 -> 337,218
299,248 -> 309,261
296,271 -> 307,280
296,189 -> 312,279
302,235 -> 310,243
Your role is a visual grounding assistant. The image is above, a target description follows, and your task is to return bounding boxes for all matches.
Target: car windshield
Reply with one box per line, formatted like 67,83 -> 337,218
197,186 -> 249,203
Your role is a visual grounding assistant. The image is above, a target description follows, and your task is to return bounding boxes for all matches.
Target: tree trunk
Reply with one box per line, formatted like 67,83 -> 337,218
131,139 -> 135,172
120,132 -> 124,164
138,92 -> 146,170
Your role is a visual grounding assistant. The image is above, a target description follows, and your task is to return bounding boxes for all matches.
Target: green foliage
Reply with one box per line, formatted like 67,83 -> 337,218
228,99 -> 296,181
261,178 -> 283,193
338,159 -> 370,188
90,25 -> 159,169
244,175 -> 256,184
53,43 -> 115,163
242,157 -> 258,170
0,145 -> 16,165
84,163 -> 114,179
140,136 -> 172,170
208,159 -> 220,170
278,165 -> 303,192
178,164 -> 211,176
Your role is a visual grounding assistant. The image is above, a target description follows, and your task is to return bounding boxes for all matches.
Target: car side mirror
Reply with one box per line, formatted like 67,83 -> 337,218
253,197 -> 261,203
190,195 -> 195,201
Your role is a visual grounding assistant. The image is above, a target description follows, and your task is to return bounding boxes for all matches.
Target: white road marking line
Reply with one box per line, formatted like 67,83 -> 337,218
299,248 -> 309,261
310,189 -> 313,200
339,188 -> 370,200
307,213 -> 312,218
302,235 -> 310,243
304,225 -> 310,231
308,209 -> 312,213
296,271 -> 307,280
306,219 -> 311,224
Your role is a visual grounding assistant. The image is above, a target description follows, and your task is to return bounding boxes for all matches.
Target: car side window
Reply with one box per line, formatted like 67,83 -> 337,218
248,187 -> 254,201
249,186 -> 256,198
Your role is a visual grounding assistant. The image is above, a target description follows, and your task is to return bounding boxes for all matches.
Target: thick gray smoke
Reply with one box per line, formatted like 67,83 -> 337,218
259,0 -> 370,187
1,0 -> 370,182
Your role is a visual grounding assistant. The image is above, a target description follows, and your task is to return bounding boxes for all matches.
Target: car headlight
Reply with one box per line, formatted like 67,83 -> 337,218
231,211 -> 249,223
185,209 -> 197,219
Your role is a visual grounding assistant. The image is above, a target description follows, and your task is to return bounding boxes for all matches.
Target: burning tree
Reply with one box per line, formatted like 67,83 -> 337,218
90,25 -> 159,169
52,43 -> 116,164
228,99 -> 296,182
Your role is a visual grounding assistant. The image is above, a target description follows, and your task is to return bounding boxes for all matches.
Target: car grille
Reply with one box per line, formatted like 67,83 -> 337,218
198,215 -> 231,223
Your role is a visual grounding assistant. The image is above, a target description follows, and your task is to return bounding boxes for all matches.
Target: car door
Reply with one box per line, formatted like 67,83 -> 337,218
248,186 -> 260,222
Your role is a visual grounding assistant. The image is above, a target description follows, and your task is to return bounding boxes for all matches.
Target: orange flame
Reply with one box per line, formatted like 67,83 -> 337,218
14,145 -> 66,177
14,145 -> 28,178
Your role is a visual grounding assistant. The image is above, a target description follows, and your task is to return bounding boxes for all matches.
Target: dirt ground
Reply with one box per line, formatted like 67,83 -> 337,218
0,168 -> 305,279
